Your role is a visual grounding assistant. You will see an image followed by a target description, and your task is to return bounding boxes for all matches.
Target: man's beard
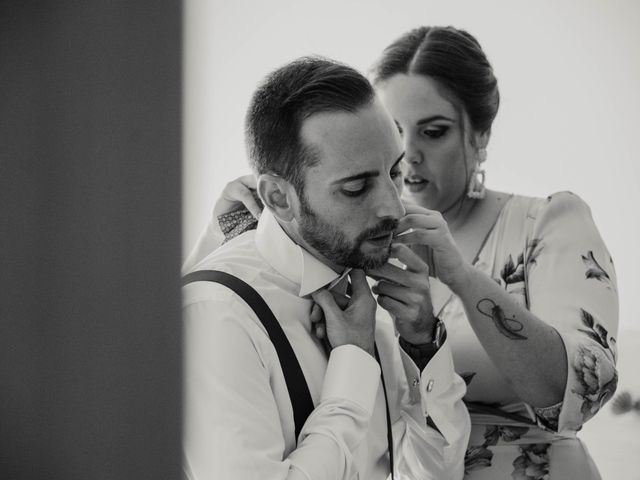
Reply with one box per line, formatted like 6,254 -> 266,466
298,194 -> 398,270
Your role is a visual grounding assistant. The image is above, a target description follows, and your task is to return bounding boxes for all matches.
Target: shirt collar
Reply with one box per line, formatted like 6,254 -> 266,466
255,209 -> 351,297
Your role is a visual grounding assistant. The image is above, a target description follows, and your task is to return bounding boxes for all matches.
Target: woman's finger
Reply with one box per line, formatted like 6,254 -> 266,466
366,262 -> 409,286
392,230 -> 432,246
396,214 -> 444,234
376,294 -> 410,317
388,243 -> 429,274
228,182 -> 262,219
237,174 -> 257,190
367,244 -> 428,281
372,280 -> 411,305
401,202 -> 435,215
315,322 -> 326,340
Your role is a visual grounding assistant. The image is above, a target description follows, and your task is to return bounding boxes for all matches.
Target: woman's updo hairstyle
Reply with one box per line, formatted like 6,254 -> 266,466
371,26 -> 499,135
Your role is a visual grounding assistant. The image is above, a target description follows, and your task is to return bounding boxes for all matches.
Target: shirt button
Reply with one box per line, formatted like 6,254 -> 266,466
412,377 -> 420,387
426,379 -> 435,392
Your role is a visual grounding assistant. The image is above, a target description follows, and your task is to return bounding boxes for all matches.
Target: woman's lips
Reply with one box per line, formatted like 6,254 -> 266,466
404,176 -> 428,193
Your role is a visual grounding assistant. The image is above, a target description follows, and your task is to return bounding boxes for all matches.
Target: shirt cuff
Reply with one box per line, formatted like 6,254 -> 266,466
400,336 -> 468,446
321,345 -> 381,415
398,336 -> 438,371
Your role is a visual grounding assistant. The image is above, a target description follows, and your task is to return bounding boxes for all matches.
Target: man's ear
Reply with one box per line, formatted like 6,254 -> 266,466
257,174 -> 297,222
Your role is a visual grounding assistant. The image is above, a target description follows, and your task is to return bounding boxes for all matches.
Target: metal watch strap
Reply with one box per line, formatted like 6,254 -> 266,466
399,318 -> 445,371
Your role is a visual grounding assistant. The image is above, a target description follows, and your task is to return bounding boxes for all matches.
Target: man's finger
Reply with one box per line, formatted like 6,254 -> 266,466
348,269 -> 373,299
310,303 -> 324,324
330,290 -> 350,309
311,289 -> 341,317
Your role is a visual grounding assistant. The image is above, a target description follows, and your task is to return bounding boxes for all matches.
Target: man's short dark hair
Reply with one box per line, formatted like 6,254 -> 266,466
245,56 -> 376,194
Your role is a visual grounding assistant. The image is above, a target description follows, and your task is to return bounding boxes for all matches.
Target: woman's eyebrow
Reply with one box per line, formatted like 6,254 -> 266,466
416,115 -> 455,125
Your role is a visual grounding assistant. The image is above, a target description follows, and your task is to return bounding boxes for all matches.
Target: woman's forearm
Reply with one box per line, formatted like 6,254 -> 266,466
448,265 -> 568,408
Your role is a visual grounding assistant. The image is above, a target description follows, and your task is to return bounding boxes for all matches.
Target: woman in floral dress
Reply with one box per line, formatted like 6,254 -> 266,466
366,26 -> 618,479
361,26 -> 618,479
187,26 -> 618,479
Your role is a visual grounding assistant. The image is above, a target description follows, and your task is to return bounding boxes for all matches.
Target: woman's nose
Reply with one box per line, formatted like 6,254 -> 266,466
404,139 -> 423,165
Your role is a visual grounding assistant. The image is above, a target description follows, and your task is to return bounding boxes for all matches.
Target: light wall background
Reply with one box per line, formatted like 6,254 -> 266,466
184,0 -> 640,332
183,0 -> 640,475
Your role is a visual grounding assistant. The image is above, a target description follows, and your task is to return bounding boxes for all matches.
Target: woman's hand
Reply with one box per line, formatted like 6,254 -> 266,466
367,243 -> 437,344
393,203 -> 472,292
213,174 -> 262,219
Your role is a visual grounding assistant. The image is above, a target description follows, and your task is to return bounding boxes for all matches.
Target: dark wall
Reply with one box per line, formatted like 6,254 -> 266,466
0,2 -> 183,479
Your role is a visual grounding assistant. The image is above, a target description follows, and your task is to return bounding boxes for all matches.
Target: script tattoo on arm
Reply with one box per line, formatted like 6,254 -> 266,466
476,298 -> 527,340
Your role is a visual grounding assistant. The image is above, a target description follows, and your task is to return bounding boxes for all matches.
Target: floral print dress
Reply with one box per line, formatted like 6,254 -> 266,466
432,192 -> 619,479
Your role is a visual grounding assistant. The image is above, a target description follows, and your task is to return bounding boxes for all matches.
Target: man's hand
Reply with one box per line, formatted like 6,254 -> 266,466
311,269 -> 376,356
367,243 -> 437,344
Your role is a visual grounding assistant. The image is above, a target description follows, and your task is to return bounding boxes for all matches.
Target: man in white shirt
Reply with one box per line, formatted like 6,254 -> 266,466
182,56 -> 470,480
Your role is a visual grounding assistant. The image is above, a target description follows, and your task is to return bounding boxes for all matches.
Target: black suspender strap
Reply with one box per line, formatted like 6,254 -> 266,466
182,270 -> 314,440
183,269 -> 395,476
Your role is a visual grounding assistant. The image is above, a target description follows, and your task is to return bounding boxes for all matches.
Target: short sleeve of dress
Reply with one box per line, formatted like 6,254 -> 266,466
524,191 -> 619,434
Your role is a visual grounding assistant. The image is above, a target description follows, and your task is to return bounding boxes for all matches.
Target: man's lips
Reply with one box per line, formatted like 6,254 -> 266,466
366,231 -> 394,245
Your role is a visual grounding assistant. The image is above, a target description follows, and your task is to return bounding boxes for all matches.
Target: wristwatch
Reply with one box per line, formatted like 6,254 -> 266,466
399,318 -> 446,371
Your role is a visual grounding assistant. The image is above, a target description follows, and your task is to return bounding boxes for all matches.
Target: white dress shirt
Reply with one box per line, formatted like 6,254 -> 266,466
182,209 -> 470,480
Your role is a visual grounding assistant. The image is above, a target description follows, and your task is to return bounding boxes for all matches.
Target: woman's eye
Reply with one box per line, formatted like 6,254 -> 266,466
390,168 -> 403,180
342,180 -> 367,197
422,126 -> 449,139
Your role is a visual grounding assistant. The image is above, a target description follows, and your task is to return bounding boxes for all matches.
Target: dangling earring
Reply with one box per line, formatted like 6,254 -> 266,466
467,148 -> 487,199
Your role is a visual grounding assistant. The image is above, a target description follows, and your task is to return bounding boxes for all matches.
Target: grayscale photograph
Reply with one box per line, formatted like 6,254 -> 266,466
3,1 -> 639,479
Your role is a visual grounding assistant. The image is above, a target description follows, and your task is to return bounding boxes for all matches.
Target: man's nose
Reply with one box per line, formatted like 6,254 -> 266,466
375,180 -> 405,220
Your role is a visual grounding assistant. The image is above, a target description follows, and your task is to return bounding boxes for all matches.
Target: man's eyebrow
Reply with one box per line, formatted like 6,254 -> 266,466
416,115 -> 455,125
332,152 -> 405,184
